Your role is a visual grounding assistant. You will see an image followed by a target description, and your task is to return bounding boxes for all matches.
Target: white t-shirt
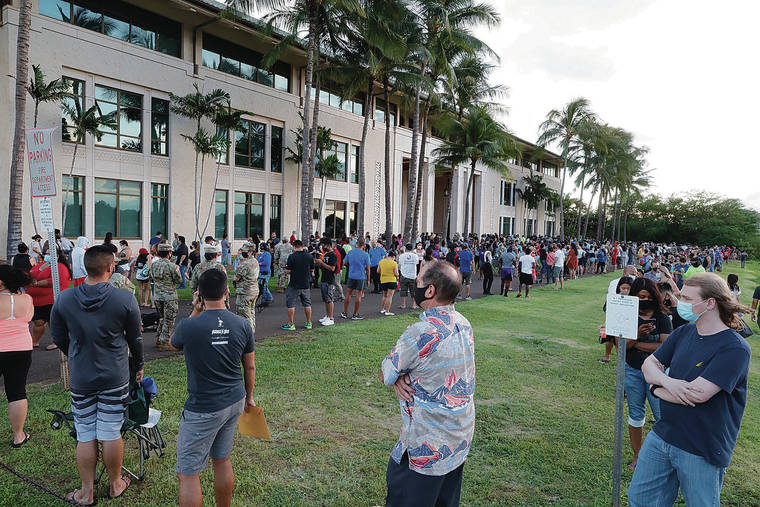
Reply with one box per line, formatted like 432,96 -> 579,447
398,252 -> 419,279
554,249 -> 565,269
519,255 -> 535,274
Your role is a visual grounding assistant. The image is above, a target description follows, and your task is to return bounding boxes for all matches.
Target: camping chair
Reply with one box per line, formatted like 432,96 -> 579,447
47,367 -> 166,482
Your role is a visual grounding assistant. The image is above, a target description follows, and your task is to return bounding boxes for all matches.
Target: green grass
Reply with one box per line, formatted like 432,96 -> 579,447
2,262 -> 759,506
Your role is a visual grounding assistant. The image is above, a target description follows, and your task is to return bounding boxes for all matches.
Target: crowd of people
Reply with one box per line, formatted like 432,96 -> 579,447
0,225 -> 756,506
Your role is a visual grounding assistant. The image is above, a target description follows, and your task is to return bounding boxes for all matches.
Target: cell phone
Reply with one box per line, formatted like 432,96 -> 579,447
643,318 -> 656,326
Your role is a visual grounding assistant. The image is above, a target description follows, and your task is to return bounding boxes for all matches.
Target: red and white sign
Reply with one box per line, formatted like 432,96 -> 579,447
26,127 -> 57,198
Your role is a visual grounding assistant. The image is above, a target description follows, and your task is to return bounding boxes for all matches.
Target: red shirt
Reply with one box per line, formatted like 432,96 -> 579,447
26,262 -> 71,307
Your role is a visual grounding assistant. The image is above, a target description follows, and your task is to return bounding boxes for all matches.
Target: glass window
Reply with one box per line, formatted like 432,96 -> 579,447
234,192 -> 264,239
375,99 -> 396,126
349,202 -> 358,236
202,33 -> 290,92
151,98 -> 169,156
95,178 -> 142,238
269,195 -> 281,238
215,190 -> 228,239
271,126 -> 283,173
235,119 -> 265,169
151,183 -> 168,237
103,4 -> 131,42
323,141 -> 347,181
95,84 -> 142,151
62,175 -> 84,237
39,0 -> 71,22
216,126 -> 229,165
324,200 -> 346,239
202,49 -> 220,70
61,77 -> 85,143
350,145 -> 359,184
72,1 -> 102,32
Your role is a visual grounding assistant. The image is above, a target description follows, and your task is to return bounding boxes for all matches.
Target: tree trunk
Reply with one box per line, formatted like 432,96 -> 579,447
411,98 -> 430,242
443,174 -> 452,240
558,158 -> 567,240
60,142 -> 79,239
575,173 -> 585,238
193,148 -> 200,241
30,101 -> 40,236
595,187 -> 606,241
357,78 -> 372,237
308,49 -> 321,202
462,160 -> 477,237
583,188 -> 596,238
7,0 -> 32,260
402,64 -> 424,243
623,199 -> 631,242
382,80 -> 393,249
299,10 -> 317,241
610,187 -> 619,242
319,176 -> 327,236
200,160 -> 223,239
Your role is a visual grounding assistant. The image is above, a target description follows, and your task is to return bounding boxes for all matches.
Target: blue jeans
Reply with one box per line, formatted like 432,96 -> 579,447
178,265 -> 187,289
628,431 -> 725,507
223,252 -> 231,266
625,363 -> 660,427
258,276 -> 273,303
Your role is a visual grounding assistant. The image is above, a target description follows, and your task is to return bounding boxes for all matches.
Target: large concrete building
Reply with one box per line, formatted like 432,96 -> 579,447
0,0 -> 563,250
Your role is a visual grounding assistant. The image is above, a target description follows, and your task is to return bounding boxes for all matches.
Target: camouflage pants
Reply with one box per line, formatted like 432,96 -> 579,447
155,299 -> 178,344
277,267 -> 289,289
236,293 -> 258,334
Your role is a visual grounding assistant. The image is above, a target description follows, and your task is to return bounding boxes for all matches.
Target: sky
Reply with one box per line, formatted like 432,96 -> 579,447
473,0 -> 760,211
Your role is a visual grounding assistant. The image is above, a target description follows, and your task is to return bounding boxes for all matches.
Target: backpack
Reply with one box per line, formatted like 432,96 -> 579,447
139,262 -> 150,278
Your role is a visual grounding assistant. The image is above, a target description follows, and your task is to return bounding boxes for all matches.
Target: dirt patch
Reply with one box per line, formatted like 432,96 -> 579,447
549,338 -> 592,350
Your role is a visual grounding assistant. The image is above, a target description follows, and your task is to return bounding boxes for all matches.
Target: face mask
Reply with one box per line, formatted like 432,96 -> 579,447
677,299 -> 708,322
639,300 -> 657,312
43,255 -> 51,263
414,286 -> 433,307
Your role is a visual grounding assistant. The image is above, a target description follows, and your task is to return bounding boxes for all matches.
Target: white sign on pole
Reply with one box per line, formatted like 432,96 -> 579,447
605,294 -> 640,340
39,197 -> 54,232
26,127 -> 57,198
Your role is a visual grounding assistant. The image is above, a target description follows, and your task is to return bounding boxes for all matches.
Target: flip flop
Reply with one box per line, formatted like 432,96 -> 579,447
599,358 -> 610,363
45,344 -> 58,351
66,489 -> 97,506
627,462 -> 637,471
11,433 -> 30,448
107,475 -> 131,500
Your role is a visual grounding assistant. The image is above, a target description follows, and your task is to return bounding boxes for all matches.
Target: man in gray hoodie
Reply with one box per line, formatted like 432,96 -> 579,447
51,245 -> 144,505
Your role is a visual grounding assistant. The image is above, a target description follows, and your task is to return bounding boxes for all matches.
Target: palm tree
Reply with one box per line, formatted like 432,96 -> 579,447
6,0 -> 32,260
537,97 -> 595,240
25,65 -> 68,235
60,104 -> 117,236
433,106 -> 518,237
170,85 -> 230,241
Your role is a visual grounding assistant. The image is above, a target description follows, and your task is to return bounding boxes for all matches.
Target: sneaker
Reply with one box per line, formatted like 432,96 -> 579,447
340,312 -> 349,319
319,315 -> 329,323
322,318 -> 334,326
351,314 -> 364,320
465,296 -> 472,301
456,295 -> 464,300
305,322 -> 313,330
384,311 -> 395,316
380,310 -> 387,315
515,293 -> 522,298
281,323 -> 296,331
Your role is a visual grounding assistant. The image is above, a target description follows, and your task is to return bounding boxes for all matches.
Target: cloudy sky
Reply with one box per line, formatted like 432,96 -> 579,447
474,0 -> 760,210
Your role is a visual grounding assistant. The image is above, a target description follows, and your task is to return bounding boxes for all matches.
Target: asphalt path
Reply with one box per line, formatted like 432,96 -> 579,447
18,268 -> 607,385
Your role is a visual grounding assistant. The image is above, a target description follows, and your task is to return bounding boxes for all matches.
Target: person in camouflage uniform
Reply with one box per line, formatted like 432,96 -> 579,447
273,237 -> 293,293
234,242 -> 260,333
109,255 -> 136,294
190,244 -> 227,292
150,243 -> 181,350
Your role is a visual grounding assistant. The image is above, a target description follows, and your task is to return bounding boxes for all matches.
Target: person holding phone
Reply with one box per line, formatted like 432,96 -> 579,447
621,277 -> 672,470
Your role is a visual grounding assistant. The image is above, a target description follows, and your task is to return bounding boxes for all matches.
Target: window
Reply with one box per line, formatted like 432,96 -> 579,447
235,119 -> 265,169
324,200 -> 346,239
39,0 -> 181,57
94,178 -> 141,238
349,202 -> 358,235
542,164 -> 558,177
151,98 -> 169,155
523,160 -> 537,172
95,85 -> 142,151
546,200 -> 555,214
323,141 -> 347,181
62,175 -> 84,237
499,216 -> 514,236
500,181 -> 515,206
523,218 -> 537,236
234,191 -> 264,239
151,183 -> 168,237
216,127 -> 229,165
215,190 -> 228,239
271,126 -> 283,173
202,33 -> 290,92
375,98 -> 396,126
270,195 -> 281,238
310,84 -> 363,116
545,220 -> 555,237
350,145 -> 359,184
61,77 -> 85,143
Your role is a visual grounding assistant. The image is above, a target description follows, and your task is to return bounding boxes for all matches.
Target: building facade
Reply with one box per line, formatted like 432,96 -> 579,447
0,0 -> 562,251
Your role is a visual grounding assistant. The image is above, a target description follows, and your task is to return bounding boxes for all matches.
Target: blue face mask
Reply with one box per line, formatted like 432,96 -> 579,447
676,299 -> 707,322
43,255 -> 51,263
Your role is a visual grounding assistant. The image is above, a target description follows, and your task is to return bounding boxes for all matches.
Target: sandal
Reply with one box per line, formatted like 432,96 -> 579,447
66,489 -> 97,506
45,344 -> 58,351
599,358 -> 610,363
11,433 -> 30,448
108,475 -> 131,499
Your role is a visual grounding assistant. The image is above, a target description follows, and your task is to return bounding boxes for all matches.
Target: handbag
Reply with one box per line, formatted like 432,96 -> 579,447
737,320 -> 754,338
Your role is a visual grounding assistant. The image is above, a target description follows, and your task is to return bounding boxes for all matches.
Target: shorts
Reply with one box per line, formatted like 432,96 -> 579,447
320,282 -> 334,303
380,282 -> 397,292
399,276 -> 416,297
0,350 -> 32,402
519,272 -> 533,286
176,398 -> 245,475
286,287 -> 312,308
32,304 -> 53,322
500,267 -> 513,281
553,266 -> 563,278
386,452 -> 464,507
461,272 -> 472,285
346,278 -> 367,291
70,382 -> 130,442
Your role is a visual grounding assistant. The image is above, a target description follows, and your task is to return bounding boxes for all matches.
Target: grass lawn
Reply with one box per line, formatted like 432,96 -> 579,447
2,262 -> 759,506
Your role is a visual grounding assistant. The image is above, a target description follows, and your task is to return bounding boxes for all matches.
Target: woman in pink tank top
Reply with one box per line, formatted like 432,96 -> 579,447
0,265 -> 35,447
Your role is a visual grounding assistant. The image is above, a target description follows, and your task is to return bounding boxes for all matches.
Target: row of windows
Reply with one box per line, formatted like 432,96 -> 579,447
39,0 -> 181,57
313,199 -> 359,239
62,178 -> 283,240
310,85 -> 364,117
500,181 -> 516,207
498,217 -> 554,237
202,33 -> 290,93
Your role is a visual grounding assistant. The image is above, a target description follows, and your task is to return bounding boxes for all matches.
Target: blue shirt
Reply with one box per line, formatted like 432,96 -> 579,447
653,324 -> 751,467
369,246 -> 387,267
257,251 -> 272,276
345,248 -> 370,280
458,250 -> 474,273
221,239 -> 230,256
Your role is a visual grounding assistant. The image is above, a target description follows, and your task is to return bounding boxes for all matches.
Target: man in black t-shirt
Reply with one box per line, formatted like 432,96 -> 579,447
171,269 -> 256,507
314,238 -> 338,326
174,235 -> 189,290
282,240 -> 315,330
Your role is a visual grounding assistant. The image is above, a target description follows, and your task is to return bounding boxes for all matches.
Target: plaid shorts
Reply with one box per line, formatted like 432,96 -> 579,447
70,382 -> 129,442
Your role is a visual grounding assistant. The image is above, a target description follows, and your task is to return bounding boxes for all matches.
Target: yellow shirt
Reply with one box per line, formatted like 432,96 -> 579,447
378,258 -> 398,284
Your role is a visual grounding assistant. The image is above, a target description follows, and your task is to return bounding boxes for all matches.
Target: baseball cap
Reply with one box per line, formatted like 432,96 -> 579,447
139,248 -> 149,255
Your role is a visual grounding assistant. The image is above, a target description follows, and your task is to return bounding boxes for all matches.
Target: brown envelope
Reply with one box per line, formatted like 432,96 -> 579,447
237,406 -> 271,440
